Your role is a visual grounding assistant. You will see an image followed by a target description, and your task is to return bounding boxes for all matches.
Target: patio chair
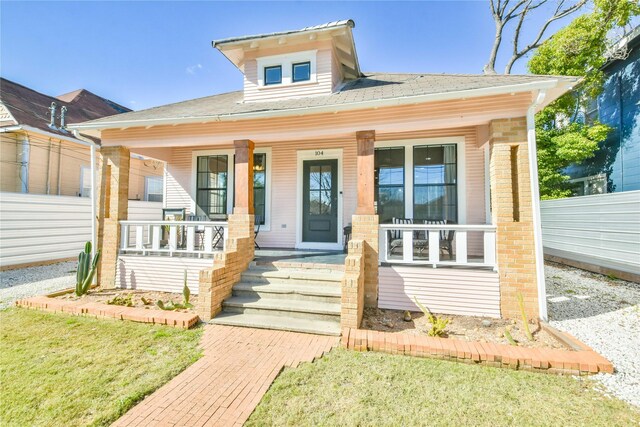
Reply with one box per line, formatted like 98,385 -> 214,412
389,218 -> 429,255
186,214 -> 208,250
423,219 -> 455,260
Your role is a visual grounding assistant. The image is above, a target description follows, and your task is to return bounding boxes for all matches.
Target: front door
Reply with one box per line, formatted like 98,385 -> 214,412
302,159 -> 338,243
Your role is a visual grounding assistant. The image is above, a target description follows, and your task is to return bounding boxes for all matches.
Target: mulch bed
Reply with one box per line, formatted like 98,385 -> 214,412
361,308 -> 566,349
55,288 -> 196,314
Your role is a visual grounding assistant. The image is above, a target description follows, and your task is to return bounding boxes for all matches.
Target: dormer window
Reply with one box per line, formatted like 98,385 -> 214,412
264,65 -> 282,85
292,62 -> 311,83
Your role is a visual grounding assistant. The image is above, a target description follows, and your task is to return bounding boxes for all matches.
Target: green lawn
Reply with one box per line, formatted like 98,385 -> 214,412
0,308 -> 202,427
247,348 -> 639,427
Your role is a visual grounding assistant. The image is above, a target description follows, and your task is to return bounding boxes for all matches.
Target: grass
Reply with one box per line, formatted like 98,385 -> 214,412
247,348 -> 639,427
0,308 -> 203,427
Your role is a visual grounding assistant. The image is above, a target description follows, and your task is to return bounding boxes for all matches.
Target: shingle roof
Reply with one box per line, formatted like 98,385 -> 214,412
0,77 -> 130,140
74,73 -> 578,128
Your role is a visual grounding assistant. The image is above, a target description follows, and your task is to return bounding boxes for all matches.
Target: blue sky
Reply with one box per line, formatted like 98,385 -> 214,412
1,1 -> 580,110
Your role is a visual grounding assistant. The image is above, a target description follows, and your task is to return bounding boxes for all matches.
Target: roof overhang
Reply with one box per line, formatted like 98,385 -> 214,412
68,78 -> 578,134
0,124 -> 97,147
212,20 -> 360,79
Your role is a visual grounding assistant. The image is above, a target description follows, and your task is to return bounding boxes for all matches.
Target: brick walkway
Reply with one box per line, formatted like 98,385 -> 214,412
113,325 -> 338,427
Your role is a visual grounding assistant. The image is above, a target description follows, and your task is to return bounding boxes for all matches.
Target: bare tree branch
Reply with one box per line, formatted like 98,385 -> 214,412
483,0 -> 587,74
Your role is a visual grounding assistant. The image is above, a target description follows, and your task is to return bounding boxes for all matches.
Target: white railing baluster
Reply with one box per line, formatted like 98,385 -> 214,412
455,230 -> 467,264
402,230 -> 413,262
484,230 -> 496,268
152,225 -> 161,250
428,230 -> 440,265
169,225 -> 178,251
186,226 -> 195,252
378,223 -> 496,268
135,225 -> 144,250
204,226 -> 213,253
121,224 -> 129,250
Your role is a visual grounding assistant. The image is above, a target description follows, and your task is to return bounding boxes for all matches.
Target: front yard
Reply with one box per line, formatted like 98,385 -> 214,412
247,348 -> 639,426
0,308 -> 202,427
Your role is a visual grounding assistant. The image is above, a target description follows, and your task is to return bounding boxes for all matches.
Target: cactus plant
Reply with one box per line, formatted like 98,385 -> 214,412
75,241 -> 101,296
517,292 -> 534,341
183,270 -> 191,306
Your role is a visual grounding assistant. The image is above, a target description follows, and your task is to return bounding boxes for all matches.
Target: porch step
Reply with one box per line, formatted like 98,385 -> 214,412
210,312 -> 341,336
233,281 -> 341,303
241,268 -> 344,285
222,296 -> 341,322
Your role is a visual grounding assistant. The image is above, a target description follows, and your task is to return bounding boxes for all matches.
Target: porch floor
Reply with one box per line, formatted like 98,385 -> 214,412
254,249 -> 346,266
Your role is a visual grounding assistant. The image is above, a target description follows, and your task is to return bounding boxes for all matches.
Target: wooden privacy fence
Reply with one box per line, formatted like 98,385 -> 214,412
0,192 -> 162,269
540,191 -> 640,279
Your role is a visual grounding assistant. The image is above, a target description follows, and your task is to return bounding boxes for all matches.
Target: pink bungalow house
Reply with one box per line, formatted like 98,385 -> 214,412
70,20 -> 578,335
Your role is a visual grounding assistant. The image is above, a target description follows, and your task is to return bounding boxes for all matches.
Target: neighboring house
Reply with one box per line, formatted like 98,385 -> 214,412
0,78 -> 164,201
539,27 -> 640,283
70,20 -> 579,333
565,25 -> 640,196
0,79 -> 166,269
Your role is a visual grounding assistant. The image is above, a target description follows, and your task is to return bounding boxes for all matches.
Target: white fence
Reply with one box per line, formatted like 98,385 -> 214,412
0,192 -> 162,268
540,191 -> 640,277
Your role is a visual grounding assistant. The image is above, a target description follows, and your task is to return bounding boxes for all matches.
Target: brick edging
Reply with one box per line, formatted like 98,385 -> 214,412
15,296 -> 199,329
341,328 -> 613,375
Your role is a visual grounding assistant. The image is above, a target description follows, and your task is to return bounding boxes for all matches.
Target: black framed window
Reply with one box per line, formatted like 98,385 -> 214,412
374,147 -> 405,223
196,155 -> 228,218
292,62 -> 311,82
413,144 -> 457,222
264,65 -> 282,85
254,153 -> 266,225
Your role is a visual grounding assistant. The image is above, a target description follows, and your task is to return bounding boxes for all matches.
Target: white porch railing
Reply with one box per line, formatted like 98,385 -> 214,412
119,220 -> 228,256
378,223 -> 497,269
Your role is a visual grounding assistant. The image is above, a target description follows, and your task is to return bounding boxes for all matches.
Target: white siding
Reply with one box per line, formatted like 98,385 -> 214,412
116,255 -> 211,294
0,192 -> 162,268
378,265 -> 501,318
540,191 -> 640,275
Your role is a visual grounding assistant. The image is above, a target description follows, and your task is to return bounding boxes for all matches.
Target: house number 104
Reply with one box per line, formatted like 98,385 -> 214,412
315,150 -> 324,156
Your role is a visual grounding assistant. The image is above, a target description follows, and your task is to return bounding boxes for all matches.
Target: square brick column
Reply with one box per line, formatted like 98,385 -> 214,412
96,146 -> 130,288
352,130 -> 379,307
489,118 -> 539,319
197,139 -> 255,320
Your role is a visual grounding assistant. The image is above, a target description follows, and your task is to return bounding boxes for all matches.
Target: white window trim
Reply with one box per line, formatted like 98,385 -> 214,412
256,50 -> 318,88
190,148 -> 272,231
295,148 -> 344,251
80,165 -> 91,197
144,176 -> 164,202
374,137 -> 467,225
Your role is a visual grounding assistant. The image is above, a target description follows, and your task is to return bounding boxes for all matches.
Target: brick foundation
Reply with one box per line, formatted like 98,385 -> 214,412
96,146 -> 130,289
197,213 -> 255,321
341,240 -> 365,329
351,214 -> 379,307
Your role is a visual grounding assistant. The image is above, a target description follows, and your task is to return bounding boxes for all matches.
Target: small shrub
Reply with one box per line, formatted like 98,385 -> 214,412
414,297 -> 449,337
107,294 -> 133,307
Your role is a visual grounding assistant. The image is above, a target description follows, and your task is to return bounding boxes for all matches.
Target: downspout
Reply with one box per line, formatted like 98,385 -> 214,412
527,90 -> 548,321
19,132 -> 30,193
72,129 -> 98,260
46,138 -> 53,194
57,141 -> 62,195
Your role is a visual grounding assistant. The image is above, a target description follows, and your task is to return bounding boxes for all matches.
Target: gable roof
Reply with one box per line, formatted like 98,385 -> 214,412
0,77 -> 130,141
70,73 -> 579,130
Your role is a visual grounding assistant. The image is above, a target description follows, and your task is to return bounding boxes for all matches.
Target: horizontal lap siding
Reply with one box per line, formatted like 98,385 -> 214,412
0,192 -> 162,268
379,265 -> 500,318
116,255 -> 211,294
541,191 -> 640,274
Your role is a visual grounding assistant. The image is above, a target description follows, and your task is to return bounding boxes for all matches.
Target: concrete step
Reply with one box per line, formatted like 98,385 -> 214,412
222,296 -> 341,322
233,281 -> 341,303
210,311 -> 341,336
241,268 -> 344,285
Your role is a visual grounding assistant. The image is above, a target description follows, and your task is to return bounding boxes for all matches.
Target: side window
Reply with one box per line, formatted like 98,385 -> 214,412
80,166 -> 91,197
144,176 -> 164,202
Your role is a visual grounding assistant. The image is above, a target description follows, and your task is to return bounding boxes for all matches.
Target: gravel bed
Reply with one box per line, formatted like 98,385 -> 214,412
0,262 -> 76,309
546,262 -> 640,407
